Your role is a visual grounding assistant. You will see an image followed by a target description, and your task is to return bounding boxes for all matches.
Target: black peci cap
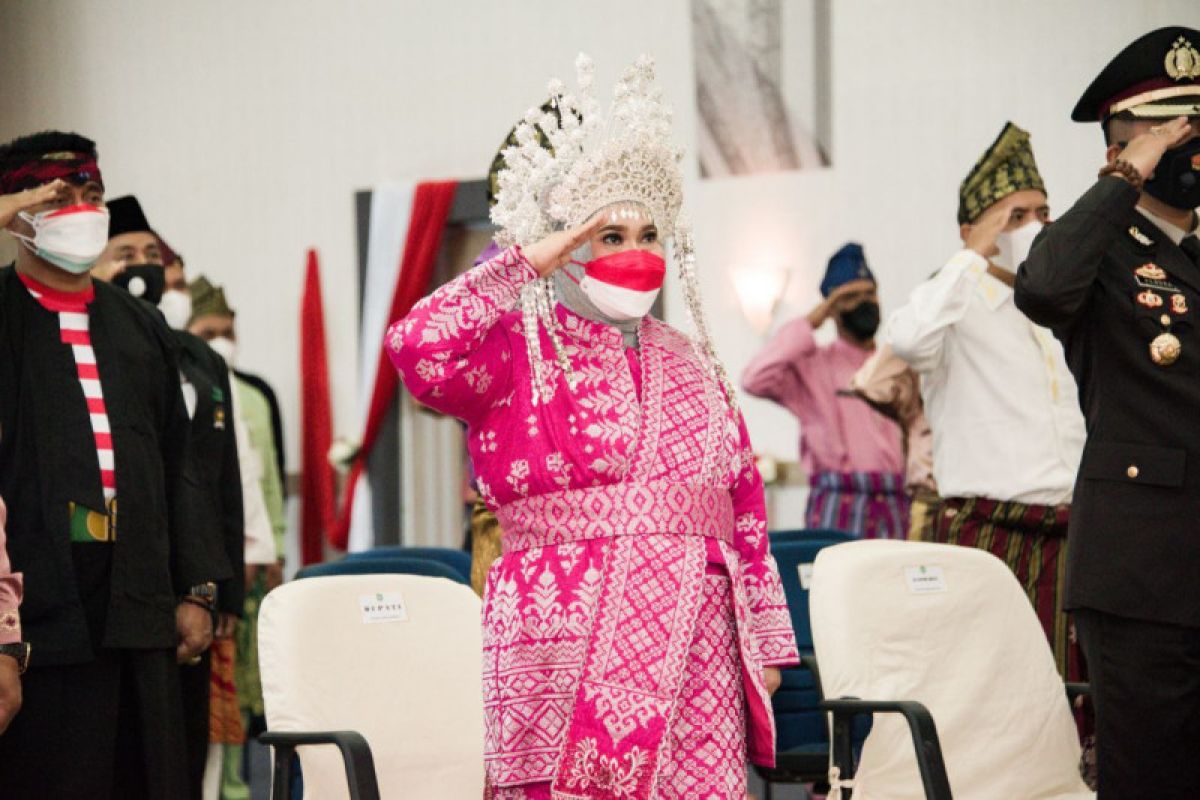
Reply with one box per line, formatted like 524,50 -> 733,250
107,195 -> 153,239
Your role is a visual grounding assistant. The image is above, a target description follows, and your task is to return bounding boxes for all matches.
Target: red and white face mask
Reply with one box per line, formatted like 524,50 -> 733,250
569,249 -> 666,321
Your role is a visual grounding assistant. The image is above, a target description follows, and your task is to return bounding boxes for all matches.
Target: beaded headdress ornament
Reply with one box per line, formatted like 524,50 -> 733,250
491,54 -> 736,412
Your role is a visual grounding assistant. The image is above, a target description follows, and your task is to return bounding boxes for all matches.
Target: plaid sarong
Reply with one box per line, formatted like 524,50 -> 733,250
805,470 -> 909,539
933,496 -> 1083,681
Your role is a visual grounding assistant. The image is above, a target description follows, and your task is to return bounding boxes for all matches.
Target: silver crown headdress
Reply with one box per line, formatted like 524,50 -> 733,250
491,54 -> 737,415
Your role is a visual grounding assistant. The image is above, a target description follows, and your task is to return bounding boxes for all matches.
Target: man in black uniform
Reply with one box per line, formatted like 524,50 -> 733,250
95,195 -> 246,800
1014,26 -> 1200,798
0,132 -> 226,798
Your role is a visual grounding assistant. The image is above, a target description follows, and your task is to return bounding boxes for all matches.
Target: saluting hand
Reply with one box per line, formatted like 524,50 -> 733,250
0,179 -> 69,230
1119,116 -> 1195,182
964,196 -> 1015,261
522,213 -> 608,278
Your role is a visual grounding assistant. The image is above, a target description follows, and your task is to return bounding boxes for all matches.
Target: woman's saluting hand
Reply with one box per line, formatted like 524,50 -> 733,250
522,213 -> 608,278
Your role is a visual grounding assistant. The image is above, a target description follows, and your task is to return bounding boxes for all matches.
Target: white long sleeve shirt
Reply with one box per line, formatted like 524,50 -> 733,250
888,249 -> 1085,505
229,376 -> 278,566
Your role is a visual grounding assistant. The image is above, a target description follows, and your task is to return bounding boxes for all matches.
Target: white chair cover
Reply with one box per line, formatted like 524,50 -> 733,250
810,539 -> 1093,799
259,574 -> 485,799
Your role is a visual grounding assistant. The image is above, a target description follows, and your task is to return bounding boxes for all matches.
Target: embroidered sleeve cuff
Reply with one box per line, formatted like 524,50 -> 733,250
756,630 -> 801,667
946,249 -> 990,283
470,245 -> 538,307
0,608 -> 20,645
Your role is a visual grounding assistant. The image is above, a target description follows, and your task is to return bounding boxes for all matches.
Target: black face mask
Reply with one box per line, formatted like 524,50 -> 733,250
841,300 -> 880,340
1143,136 -> 1200,211
113,263 -> 166,305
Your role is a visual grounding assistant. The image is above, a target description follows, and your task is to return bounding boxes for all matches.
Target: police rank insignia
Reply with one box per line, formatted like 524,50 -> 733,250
1172,294 -> 1189,314
1128,226 -> 1153,246
1136,263 -> 1168,280
1165,36 -> 1200,81
1137,290 -> 1164,308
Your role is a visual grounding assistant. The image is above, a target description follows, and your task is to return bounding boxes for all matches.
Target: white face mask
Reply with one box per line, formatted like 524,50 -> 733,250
207,335 -> 238,368
159,290 -> 193,330
993,220 -> 1044,272
13,204 -> 111,274
579,276 -> 661,321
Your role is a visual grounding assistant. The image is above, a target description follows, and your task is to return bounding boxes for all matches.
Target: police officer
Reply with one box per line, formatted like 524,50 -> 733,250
1014,26 -> 1200,798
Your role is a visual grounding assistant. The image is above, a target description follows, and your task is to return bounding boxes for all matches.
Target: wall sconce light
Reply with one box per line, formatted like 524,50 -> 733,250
732,265 -> 789,334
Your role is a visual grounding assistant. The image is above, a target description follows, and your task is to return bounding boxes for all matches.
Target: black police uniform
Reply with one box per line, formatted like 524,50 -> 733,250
176,330 -> 245,800
1014,25 -> 1200,799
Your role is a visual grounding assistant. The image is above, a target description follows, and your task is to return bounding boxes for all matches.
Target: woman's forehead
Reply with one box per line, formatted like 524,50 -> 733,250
594,201 -> 655,226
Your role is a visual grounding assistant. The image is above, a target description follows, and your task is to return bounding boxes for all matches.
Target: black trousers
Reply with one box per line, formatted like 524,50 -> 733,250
1074,608 -> 1200,800
179,650 -> 212,800
0,647 -> 188,800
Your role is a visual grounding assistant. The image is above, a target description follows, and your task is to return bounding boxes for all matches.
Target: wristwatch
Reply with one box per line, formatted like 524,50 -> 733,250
0,642 -> 31,674
186,581 -> 218,607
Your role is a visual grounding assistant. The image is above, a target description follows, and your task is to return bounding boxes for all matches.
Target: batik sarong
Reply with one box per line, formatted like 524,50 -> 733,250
934,496 -> 1082,680
806,470 -> 909,539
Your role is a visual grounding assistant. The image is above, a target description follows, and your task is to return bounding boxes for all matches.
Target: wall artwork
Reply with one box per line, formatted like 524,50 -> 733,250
691,0 -> 831,176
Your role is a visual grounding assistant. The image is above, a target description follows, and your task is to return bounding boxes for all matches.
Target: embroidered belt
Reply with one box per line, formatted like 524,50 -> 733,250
496,480 -> 735,553
68,498 -> 117,543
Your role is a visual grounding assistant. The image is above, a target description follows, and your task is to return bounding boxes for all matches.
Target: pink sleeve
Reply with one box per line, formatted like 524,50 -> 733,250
729,416 -> 800,667
740,316 -> 819,404
386,246 -> 537,424
0,498 -> 23,645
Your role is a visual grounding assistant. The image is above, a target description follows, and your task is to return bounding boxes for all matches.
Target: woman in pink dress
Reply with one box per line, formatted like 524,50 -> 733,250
389,55 -> 798,799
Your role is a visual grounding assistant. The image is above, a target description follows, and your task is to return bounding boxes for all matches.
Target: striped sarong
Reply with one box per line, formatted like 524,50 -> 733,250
934,496 -> 1083,681
805,470 -> 909,539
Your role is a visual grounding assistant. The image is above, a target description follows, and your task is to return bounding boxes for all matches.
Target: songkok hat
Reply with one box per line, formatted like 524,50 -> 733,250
820,243 -> 875,297
188,275 -> 234,324
957,122 -> 1045,225
1072,26 -> 1200,123
107,195 -> 153,239
157,234 -> 182,268
0,130 -> 102,195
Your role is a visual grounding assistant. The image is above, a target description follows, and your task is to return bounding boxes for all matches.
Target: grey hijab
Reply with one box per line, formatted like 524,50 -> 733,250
552,261 -> 642,349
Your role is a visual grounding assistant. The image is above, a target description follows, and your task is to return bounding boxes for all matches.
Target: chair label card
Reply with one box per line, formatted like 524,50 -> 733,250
904,565 -> 947,594
360,592 -> 409,623
798,563 -> 814,589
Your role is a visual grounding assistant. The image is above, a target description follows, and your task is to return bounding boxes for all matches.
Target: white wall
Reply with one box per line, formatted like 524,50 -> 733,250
1,0 -> 1195,528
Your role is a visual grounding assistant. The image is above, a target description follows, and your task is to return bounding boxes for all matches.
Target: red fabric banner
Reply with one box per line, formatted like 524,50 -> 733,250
299,248 -> 335,565
329,180 -> 459,550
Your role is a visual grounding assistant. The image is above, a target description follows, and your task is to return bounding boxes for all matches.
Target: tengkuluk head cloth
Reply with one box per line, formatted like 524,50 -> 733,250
491,54 -> 735,412
820,243 -> 875,297
188,275 -> 235,326
106,195 -> 153,239
0,130 -> 103,195
957,122 -> 1046,225
1072,26 -> 1200,122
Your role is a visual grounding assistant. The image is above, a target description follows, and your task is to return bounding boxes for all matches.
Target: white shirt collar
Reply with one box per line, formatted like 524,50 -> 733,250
1137,205 -> 1199,246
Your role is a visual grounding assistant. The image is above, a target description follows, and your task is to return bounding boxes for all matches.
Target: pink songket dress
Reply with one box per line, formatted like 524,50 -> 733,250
388,247 -> 799,799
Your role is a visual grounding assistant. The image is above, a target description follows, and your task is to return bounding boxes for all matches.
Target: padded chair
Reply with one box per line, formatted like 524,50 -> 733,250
258,574 -> 484,799
756,529 -> 858,800
295,555 -> 467,584
810,540 -> 1093,799
344,546 -> 472,584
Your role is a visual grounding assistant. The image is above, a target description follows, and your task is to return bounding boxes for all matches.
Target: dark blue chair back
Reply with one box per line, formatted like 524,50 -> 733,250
344,546 -> 472,584
767,528 -> 868,758
295,556 -> 467,584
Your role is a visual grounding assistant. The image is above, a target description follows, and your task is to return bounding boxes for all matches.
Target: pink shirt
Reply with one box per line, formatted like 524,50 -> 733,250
0,498 -> 22,645
742,318 -> 904,476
